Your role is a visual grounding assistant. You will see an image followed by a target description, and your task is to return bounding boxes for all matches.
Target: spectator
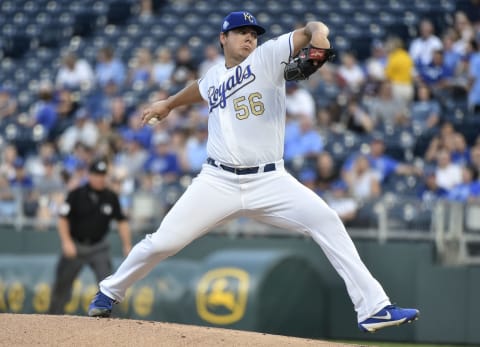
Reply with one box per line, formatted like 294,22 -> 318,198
0,87 -> 18,126
285,81 -> 316,121
453,11 -> 475,56
144,133 -> 181,184
364,39 -> 387,95
95,46 -> 126,88
324,180 -> 358,224
25,141 -> 58,179
344,155 -> 381,202
417,168 -> 449,203
434,148 -> 463,191
409,19 -> 443,67
32,81 -> 58,138
183,122 -> 208,174
86,79 -> 121,121
367,81 -> 409,126
451,133 -> 470,165
198,44 -> 224,78
470,142 -> 480,174
342,135 -> 418,183
442,30 -> 463,73
424,122 -> 459,163
113,132 -> 149,181
50,89 -> 78,141
468,39 -> 480,112
9,157 -> 34,191
447,165 -> 480,202
315,151 -> 338,194
312,64 -> 341,110
284,115 -> 324,165
127,47 -> 154,88
0,173 -> 17,218
55,51 -> 95,91
337,51 -> 366,94
58,108 -> 99,154
170,45 -> 197,93
0,144 -> 19,179
417,49 -> 454,91
34,156 -> 64,196
341,95 -> 375,134
109,96 -> 130,131
152,48 -> 175,89
298,168 -> 318,192
384,36 -> 414,104
410,85 -> 441,134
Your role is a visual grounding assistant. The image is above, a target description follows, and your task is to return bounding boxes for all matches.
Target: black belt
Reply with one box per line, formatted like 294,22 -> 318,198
207,157 -> 276,175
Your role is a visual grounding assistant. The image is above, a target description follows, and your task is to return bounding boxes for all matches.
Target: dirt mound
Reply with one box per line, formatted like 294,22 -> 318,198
0,313 -> 361,347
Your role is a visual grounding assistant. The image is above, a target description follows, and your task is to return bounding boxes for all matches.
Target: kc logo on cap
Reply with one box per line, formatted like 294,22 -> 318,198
243,12 -> 254,23
221,11 -> 266,35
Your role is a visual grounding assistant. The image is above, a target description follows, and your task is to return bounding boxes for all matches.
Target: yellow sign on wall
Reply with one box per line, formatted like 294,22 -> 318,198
196,267 -> 250,325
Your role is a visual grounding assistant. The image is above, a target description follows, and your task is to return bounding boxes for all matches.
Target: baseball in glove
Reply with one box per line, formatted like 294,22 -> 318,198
283,45 -> 336,81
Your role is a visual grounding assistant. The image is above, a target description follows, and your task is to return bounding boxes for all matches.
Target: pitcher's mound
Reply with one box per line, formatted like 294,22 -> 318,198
1,313 -> 361,346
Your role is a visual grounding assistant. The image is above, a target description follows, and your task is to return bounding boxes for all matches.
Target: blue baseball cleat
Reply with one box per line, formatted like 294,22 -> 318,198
88,291 -> 115,317
358,305 -> 420,332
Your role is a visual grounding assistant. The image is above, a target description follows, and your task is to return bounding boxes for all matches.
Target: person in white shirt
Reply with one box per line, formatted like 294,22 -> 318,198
55,51 -> 95,91
409,19 -> 443,66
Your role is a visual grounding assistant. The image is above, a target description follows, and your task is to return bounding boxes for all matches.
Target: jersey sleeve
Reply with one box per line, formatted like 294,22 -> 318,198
255,32 -> 294,84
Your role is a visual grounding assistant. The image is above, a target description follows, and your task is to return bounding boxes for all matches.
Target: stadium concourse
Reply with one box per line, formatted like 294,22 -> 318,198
1,0 -> 480,232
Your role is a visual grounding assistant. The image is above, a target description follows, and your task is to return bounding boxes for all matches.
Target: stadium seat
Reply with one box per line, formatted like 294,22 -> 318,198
3,34 -> 30,58
107,0 -> 132,25
73,10 -> 97,37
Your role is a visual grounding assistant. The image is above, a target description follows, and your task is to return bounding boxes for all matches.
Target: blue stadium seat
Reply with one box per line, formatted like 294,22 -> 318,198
107,0 -> 132,25
3,34 -> 30,59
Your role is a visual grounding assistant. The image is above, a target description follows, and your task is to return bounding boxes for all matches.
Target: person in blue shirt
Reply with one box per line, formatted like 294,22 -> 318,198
417,167 -> 449,203
418,49 -> 454,90
284,114 -> 324,165
184,123 -> 208,175
342,134 -> 418,183
34,81 -> 58,137
410,85 -> 440,133
95,46 -> 126,88
9,157 -> 34,189
447,166 -> 480,202
468,39 -> 480,112
143,133 -> 181,183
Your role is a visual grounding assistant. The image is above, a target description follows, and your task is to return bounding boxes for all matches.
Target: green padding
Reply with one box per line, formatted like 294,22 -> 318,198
187,250 -> 327,337
0,255 -> 200,319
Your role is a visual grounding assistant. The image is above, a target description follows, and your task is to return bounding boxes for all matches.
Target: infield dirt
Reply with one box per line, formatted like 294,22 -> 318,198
0,313 -> 364,346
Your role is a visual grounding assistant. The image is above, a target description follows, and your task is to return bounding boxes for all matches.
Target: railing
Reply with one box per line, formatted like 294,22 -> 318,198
2,192 -> 480,265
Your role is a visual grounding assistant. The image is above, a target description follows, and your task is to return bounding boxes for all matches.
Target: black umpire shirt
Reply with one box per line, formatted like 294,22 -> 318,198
59,183 -> 126,245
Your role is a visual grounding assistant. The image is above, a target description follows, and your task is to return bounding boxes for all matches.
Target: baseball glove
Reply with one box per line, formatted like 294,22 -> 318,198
284,45 -> 336,81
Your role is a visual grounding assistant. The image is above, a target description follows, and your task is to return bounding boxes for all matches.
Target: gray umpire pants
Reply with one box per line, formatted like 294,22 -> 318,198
48,240 -> 111,314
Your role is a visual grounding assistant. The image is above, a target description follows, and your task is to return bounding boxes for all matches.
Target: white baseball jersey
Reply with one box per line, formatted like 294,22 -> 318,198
99,31 -> 392,324
198,33 -> 294,166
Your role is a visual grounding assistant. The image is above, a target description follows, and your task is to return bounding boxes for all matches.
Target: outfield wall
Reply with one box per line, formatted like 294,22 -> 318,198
0,228 -> 478,345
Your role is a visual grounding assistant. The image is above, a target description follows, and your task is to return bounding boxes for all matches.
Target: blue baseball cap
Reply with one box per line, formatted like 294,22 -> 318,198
221,11 -> 266,35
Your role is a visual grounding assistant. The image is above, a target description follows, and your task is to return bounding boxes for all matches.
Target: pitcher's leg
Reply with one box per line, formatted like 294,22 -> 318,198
100,169 -> 241,301
251,172 -> 389,321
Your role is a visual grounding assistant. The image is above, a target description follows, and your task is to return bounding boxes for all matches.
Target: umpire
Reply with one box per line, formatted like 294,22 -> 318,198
49,158 -> 132,314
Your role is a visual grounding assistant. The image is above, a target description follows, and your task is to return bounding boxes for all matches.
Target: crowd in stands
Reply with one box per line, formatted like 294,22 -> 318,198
1,1 -> 480,231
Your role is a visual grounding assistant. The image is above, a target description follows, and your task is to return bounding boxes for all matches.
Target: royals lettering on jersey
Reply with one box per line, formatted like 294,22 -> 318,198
198,32 -> 293,166
207,65 -> 256,112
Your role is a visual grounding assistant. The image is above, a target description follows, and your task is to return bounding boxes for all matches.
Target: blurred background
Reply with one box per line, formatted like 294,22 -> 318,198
1,0 -> 480,345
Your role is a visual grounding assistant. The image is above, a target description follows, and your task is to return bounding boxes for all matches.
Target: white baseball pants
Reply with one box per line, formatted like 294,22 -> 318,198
100,162 -> 390,321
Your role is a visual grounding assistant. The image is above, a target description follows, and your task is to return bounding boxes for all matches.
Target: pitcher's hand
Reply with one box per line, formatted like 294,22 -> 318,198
141,100 -> 172,126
